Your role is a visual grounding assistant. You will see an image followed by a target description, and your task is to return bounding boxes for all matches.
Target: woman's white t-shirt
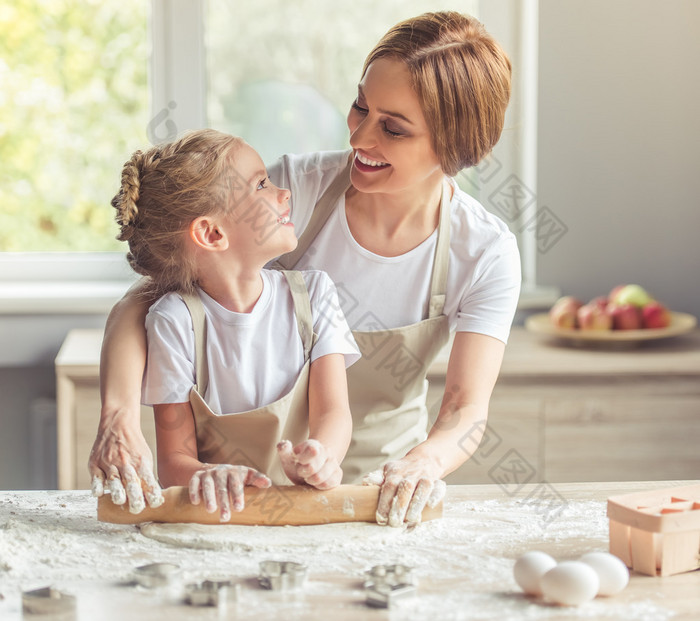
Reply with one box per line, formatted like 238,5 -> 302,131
142,269 -> 360,414
268,150 -> 521,343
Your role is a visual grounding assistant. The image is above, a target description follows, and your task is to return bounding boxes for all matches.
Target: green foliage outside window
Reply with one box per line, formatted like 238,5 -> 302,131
0,0 -> 149,252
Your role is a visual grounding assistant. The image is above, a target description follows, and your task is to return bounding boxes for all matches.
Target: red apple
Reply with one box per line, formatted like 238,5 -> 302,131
589,296 -> 609,311
577,302 -> 613,331
642,301 -> 671,329
608,303 -> 642,330
550,296 -> 583,329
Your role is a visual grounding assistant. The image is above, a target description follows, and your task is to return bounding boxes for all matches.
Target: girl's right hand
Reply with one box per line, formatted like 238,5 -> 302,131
189,464 -> 271,522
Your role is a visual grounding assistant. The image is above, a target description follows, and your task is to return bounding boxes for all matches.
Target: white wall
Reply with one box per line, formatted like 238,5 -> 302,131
537,0 -> 700,316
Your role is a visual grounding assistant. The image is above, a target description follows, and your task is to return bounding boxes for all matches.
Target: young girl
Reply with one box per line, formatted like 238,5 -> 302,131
109,129 -> 359,521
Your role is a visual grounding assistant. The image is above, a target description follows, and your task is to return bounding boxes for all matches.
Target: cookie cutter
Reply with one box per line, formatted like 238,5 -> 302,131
134,562 -> 181,588
258,560 -> 307,591
364,564 -> 416,609
364,564 -> 415,588
22,587 -> 76,615
185,579 -> 240,607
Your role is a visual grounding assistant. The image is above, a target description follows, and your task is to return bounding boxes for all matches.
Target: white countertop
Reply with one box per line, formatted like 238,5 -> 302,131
1,482 -> 699,620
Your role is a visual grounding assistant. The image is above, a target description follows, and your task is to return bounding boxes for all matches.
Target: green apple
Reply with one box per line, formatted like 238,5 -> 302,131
611,284 -> 652,308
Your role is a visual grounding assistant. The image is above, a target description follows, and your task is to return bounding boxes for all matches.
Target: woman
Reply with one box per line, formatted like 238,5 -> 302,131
90,11 -> 521,527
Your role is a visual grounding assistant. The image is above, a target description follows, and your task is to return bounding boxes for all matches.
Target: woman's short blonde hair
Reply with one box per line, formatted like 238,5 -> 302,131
112,129 -> 242,294
363,11 -> 511,176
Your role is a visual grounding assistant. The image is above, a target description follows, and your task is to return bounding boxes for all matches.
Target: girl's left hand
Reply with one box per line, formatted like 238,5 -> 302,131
363,455 -> 446,527
277,439 -> 343,490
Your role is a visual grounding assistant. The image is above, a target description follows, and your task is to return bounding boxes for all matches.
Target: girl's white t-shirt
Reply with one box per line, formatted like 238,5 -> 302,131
268,150 -> 521,343
142,269 -> 360,414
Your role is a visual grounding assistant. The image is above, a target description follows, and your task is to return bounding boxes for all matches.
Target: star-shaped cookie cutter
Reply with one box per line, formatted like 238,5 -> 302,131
364,564 -> 416,608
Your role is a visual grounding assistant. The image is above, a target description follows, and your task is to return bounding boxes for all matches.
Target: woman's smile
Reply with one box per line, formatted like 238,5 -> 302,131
354,151 -> 390,172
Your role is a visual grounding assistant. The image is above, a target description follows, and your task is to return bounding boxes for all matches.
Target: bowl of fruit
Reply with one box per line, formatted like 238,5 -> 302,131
525,284 -> 697,347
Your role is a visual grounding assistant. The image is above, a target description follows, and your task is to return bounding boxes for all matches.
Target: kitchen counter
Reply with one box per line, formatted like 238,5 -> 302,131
428,329 -> 700,484
56,327 -> 700,489
2,481 -> 699,620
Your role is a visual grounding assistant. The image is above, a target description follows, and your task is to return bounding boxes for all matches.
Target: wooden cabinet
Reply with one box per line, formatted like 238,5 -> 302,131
427,328 -> 700,485
56,327 -> 700,489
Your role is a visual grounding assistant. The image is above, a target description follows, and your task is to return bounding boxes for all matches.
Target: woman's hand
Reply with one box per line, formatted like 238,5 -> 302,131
277,439 -> 343,490
364,455 -> 446,528
88,413 -> 163,514
189,464 -> 271,522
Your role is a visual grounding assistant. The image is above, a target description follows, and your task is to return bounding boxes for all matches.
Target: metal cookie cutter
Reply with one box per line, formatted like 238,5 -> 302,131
22,587 -> 76,616
185,579 -> 240,607
364,564 -> 416,609
258,560 -> 307,591
134,562 -> 181,588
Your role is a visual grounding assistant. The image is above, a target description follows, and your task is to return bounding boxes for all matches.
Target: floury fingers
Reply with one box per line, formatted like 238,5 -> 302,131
91,473 -> 104,497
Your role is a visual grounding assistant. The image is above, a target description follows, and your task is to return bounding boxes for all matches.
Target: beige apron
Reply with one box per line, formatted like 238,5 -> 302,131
275,157 -> 451,482
181,270 -> 315,485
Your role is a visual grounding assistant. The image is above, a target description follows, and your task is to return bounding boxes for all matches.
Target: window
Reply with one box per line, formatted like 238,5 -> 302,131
0,0 -> 150,252
2,0 -> 553,313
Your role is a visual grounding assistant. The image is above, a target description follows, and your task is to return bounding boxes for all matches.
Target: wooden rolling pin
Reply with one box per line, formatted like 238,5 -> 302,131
98,484 -> 443,526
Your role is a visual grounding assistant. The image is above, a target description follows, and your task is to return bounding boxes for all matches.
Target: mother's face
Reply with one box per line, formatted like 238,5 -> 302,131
346,57 -> 443,197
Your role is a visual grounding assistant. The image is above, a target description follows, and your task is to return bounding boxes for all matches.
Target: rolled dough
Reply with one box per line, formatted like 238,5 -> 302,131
139,521 -> 406,551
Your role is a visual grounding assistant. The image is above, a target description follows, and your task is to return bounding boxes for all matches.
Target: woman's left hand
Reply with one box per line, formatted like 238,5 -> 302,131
364,455 -> 446,527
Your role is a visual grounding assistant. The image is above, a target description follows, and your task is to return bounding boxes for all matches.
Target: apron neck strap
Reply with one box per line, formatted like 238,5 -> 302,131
181,273 -> 316,395
274,152 -> 353,270
427,178 -> 452,319
181,291 -> 209,395
281,270 -> 316,360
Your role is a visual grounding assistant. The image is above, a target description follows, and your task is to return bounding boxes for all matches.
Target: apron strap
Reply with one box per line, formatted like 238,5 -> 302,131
181,273 -> 316,395
427,178 -> 452,319
281,270 -> 316,360
181,291 -> 209,396
273,152 -> 353,270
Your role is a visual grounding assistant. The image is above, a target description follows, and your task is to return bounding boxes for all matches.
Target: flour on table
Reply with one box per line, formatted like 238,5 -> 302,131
139,520 -> 404,551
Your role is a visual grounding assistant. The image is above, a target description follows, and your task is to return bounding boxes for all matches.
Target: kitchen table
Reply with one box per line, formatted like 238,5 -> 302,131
1,481 -> 698,620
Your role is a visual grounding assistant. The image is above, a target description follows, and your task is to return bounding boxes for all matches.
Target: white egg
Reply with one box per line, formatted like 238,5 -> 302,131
513,551 -> 557,596
580,551 -> 629,596
540,561 -> 600,606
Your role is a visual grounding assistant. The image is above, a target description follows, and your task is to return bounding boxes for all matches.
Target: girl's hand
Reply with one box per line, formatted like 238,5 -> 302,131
277,439 -> 343,490
363,456 -> 446,528
88,414 -> 163,514
189,464 -> 271,522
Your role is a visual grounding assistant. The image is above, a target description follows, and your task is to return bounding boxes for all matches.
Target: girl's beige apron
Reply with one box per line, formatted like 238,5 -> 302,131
275,157 -> 451,483
181,270 -> 314,485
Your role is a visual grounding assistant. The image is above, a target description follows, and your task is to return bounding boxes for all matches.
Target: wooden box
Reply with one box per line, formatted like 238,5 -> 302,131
607,483 -> 700,576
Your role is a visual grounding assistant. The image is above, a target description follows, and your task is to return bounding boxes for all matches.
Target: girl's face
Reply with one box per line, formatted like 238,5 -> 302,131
346,57 -> 444,197
223,142 -> 296,260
